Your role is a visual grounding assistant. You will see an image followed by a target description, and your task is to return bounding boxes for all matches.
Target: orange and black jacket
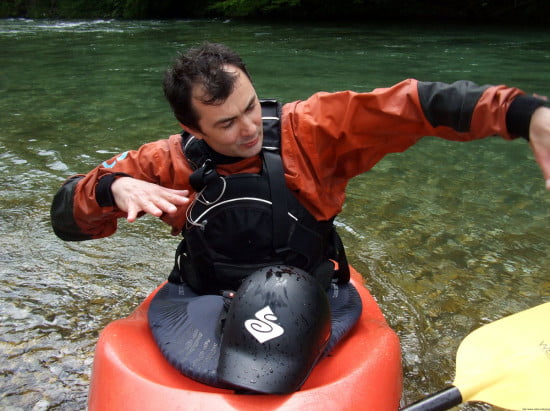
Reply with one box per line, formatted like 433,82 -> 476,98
51,79 -> 545,241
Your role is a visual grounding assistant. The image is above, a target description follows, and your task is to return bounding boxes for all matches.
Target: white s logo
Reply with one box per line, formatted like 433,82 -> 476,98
244,306 -> 285,343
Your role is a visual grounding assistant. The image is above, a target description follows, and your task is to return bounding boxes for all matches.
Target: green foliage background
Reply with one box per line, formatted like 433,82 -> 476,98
0,0 -> 548,23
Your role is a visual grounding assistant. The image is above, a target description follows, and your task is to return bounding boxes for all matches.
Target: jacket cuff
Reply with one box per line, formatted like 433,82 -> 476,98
506,95 -> 547,140
51,176 -> 92,241
96,173 -> 131,207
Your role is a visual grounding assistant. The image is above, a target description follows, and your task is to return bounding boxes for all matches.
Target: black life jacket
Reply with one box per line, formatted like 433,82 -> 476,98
168,100 -> 350,294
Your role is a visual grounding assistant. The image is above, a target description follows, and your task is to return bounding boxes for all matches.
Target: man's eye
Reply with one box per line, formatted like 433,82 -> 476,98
220,121 -> 233,129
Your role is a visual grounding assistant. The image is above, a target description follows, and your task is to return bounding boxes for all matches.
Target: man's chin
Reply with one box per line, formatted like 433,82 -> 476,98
239,136 -> 262,157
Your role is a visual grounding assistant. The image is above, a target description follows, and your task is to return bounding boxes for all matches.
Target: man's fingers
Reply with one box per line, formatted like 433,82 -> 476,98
111,177 -> 191,221
165,189 -> 190,205
142,200 -> 164,218
131,196 -> 183,222
126,202 -> 139,223
155,198 -> 180,215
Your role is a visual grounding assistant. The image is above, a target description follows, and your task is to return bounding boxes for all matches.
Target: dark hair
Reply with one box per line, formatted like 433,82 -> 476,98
163,42 -> 251,131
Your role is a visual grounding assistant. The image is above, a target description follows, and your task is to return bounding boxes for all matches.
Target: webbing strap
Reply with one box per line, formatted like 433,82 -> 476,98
262,150 -> 289,253
260,100 -> 289,253
332,229 -> 350,283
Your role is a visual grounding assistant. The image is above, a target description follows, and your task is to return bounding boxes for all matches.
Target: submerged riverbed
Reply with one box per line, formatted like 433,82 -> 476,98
0,19 -> 549,410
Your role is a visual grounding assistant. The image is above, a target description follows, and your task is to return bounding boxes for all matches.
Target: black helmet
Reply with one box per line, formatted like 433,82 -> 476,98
217,265 -> 331,394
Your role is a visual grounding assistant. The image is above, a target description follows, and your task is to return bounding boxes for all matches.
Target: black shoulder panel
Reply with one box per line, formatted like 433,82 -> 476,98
418,80 -> 490,132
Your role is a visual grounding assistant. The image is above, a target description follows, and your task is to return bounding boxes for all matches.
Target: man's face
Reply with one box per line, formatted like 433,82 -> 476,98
185,66 -> 263,158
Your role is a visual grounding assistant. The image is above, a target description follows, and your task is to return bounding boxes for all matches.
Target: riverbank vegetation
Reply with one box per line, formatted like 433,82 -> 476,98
1,0 -> 548,24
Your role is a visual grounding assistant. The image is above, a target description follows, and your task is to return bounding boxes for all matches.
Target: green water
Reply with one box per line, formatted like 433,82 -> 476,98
1,19 -> 548,410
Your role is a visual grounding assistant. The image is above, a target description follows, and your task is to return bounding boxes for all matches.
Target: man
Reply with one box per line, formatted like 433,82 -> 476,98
50,42 -> 550,391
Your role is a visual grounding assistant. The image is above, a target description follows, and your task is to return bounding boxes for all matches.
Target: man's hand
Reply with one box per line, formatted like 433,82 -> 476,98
529,106 -> 550,190
111,177 -> 190,222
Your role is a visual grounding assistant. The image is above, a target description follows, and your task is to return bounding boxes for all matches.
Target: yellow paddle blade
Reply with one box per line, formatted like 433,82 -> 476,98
454,302 -> 550,411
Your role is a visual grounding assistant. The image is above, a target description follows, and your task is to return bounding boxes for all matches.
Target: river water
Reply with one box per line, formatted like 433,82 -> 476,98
0,19 -> 548,410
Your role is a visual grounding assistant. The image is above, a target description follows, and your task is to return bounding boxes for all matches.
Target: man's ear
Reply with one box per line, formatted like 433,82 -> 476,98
179,123 -> 202,138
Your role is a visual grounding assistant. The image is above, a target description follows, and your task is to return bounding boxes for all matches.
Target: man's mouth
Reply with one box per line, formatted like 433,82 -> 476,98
242,136 -> 259,148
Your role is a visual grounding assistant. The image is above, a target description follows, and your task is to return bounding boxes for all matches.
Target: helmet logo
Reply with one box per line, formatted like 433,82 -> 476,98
244,306 -> 285,343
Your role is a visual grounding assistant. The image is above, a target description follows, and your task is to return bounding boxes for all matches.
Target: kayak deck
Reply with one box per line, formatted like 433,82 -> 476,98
88,267 -> 402,410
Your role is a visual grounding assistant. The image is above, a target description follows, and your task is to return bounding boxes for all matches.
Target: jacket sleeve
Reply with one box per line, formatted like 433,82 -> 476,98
284,79 -> 545,182
50,135 -> 191,241
280,79 -> 545,219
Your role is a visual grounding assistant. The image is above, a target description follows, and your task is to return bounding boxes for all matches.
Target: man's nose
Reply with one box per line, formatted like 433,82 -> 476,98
240,115 -> 257,136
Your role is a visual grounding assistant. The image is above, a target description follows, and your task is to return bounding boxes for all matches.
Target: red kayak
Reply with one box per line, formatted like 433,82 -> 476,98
88,267 -> 402,410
